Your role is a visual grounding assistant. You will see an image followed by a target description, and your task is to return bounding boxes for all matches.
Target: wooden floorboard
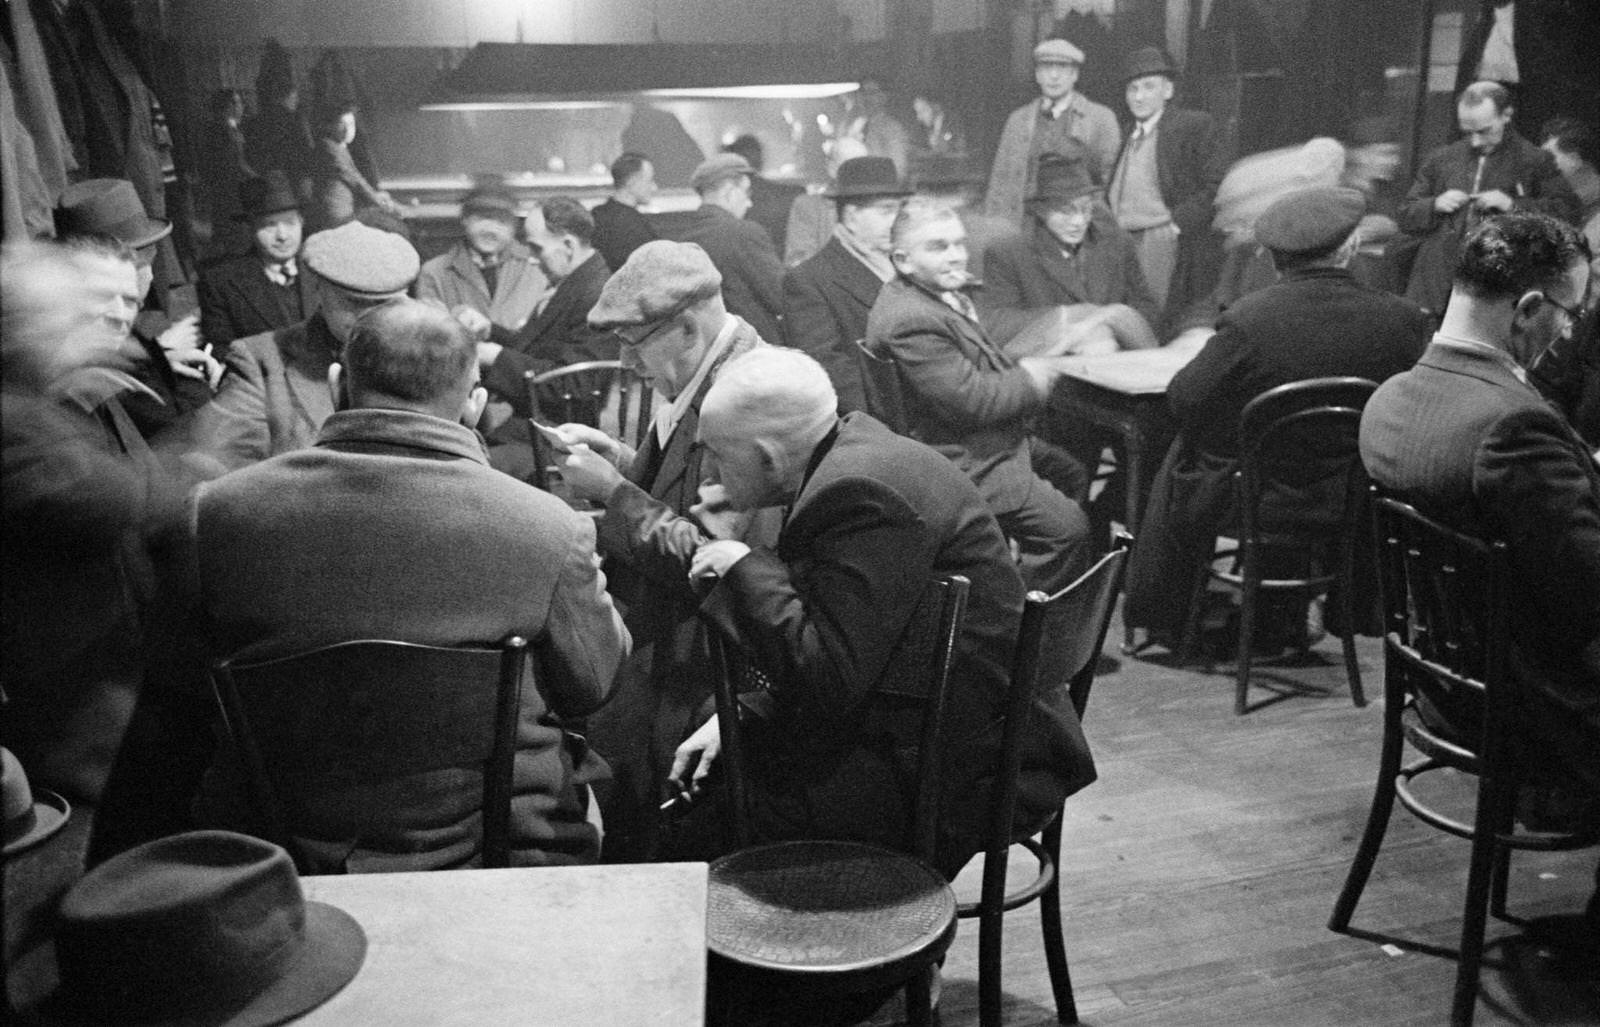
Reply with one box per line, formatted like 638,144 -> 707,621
927,623 -> 1600,1026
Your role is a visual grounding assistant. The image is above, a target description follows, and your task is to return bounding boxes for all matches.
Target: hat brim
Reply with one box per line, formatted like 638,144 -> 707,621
3,787 -> 70,855
40,901 -> 366,1027
823,186 -> 914,200
234,203 -> 301,223
126,217 -> 173,249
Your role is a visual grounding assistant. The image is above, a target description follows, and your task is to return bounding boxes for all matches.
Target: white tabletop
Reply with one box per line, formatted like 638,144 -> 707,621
300,862 -> 708,1026
1061,343 -> 1203,395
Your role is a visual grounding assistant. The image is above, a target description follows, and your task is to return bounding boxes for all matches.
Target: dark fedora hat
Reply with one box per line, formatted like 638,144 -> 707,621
50,831 -> 366,1026
55,179 -> 171,248
1124,45 -> 1177,83
236,172 -> 301,222
1028,148 -> 1100,209
825,156 -> 912,200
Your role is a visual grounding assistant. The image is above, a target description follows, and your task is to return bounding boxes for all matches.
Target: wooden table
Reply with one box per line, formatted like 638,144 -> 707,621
300,862 -> 708,1026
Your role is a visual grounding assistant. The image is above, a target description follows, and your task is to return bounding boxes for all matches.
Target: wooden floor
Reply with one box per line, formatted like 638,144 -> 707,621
929,621 -> 1600,1027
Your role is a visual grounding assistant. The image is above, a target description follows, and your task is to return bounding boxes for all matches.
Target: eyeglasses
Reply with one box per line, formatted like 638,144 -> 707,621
1541,292 -> 1585,325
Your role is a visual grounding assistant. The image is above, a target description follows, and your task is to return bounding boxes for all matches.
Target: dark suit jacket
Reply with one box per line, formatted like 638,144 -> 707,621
746,174 -> 805,257
197,254 -> 313,352
1109,106 -> 1228,327
190,408 -> 629,870
665,204 -> 785,344
590,198 -> 658,276
782,237 -> 887,414
864,276 -> 1045,512
978,217 -> 1159,344
1529,308 -> 1600,448
1360,340 -> 1600,795
486,252 -> 614,415
701,413 -> 1096,877
1399,132 -> 1577,315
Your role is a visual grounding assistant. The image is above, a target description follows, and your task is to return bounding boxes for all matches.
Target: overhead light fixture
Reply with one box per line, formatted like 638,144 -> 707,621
641,83 -> 860,100
418,100 -> 626,111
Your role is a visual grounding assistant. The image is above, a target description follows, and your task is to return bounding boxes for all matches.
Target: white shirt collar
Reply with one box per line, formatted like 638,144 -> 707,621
1134,108 -> 1165,137
653,314 -> 741,446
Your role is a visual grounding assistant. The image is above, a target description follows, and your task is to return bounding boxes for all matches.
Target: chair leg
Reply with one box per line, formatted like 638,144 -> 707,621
1489,842 -> 1511,921
978,900 -> 1004,1027
905,963 -> 935,1027
1234,541 -> 1258,716
1330,688 -> 1405,930
1178,546 -> 1214,664
1038,815 -> 1079,1024
1337,541 -> 1366,707
1452,774 -> 1510,1027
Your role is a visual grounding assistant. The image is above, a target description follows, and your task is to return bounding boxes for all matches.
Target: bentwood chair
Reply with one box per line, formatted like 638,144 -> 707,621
524,361 -> 653,489
1180,377 -> 1377,714
210,637 -> 529,874
1327,495 -> 1599,1026
960,534 -> 1130,1027
700,576 -> 970,1027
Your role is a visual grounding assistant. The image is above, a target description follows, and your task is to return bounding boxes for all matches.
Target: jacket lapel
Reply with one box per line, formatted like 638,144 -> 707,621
448,245 -> 492,310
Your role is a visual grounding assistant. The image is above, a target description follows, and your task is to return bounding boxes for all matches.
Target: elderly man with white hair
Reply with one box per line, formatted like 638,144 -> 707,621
667,347 -> 1096,880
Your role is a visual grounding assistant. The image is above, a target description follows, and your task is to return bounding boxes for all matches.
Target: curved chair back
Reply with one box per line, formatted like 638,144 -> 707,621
525,360 -> 653,487
853,337 -> 913,436
704,575 -> 970,861
210,636 -> 528,873
962,534 -> 1131,1027
1236,376 -> 1378,540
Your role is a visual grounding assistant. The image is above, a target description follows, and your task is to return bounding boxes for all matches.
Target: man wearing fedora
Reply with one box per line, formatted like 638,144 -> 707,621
196,172 -> 316,355
416,180 -> 548,343
53,178 -> 221,439
781,155 -> 910,414
1106,45 -> 1227,332
981,148 -> 1160,353
184,220 -> 419,471
987,37 -> 1122,228
1124,186 -> 1430,650
665,153 -> 786,345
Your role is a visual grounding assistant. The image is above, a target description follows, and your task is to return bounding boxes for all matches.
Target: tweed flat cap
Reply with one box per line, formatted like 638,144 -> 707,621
301,221 -> 420,295
588,240 -> 723,329
1254,186 -> 1366,255
1034,38 -> 1085,65
691,153 -> 754,193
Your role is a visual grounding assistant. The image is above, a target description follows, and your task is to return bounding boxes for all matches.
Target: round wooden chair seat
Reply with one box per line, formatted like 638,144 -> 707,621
707,839 -> 957,974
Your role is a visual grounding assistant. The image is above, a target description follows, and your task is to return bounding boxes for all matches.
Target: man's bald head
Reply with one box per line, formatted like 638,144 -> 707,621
699,348 -> 839,509
338,298 -> 484,422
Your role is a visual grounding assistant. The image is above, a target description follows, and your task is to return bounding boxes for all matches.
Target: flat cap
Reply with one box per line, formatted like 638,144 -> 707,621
588,240 -> 723,329
1253,186 -> 1366,255
1033,38 -> 1085,65
691,153 -> 754,193
301,221 -> 420,295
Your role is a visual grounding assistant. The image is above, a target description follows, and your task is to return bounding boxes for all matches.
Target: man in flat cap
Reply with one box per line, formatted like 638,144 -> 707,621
987,36 -> 1122,228
543,239 -> 773,861
663,153 -> 786,345
781,155 -> 911,414
1125,186 -> 1430,652
1106,46 -> 1228,332
416,180 -> 548,346
185,220 -> 420,471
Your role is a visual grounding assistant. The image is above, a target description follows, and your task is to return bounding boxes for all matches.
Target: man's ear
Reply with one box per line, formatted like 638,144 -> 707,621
461,384 -> 489,429
1512,290 -> 1544,324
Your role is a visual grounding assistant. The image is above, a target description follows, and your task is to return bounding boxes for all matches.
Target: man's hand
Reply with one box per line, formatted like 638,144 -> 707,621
1434,188 -> 1471,214
451,305 -> 492,342
689,539 -> 751,582
690,483 -> 752,541
156,314 -> 201,353
668,716 -> 722,797
475,341 -> 504,367
166,345 -> 224,388
1018,355 -> 1074,397
560,444 -> 625,503
1473,188 -> 1514,213
555,423 -> 623,463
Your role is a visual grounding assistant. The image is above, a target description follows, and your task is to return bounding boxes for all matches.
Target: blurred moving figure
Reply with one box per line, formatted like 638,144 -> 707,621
308,98 -> 399,223
1539,116 -> 1600,270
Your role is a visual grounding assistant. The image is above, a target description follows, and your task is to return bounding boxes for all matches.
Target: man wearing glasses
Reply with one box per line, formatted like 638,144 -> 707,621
548,240 -> 772,862
1361,214 -> 1598,897
980,149 -> 1161,355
